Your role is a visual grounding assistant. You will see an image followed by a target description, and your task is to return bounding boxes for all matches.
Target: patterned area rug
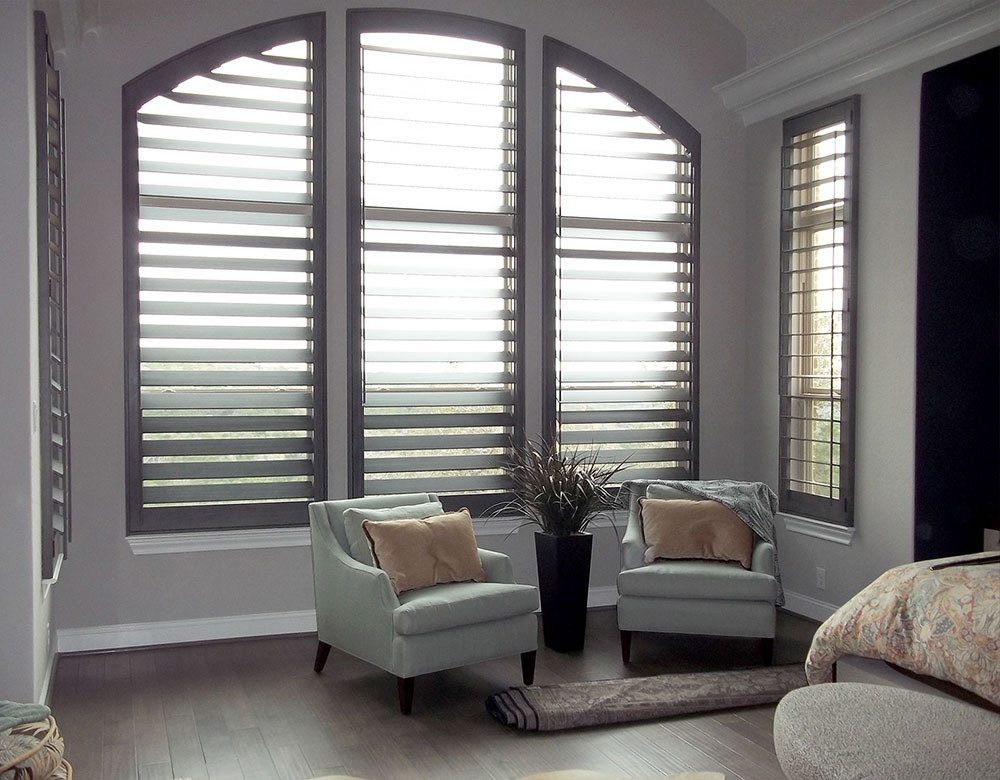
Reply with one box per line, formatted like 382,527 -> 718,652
486,664 -> 806,731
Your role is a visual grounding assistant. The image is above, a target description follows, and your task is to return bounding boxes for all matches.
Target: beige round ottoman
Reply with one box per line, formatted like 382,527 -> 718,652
774,682 -> 1000,780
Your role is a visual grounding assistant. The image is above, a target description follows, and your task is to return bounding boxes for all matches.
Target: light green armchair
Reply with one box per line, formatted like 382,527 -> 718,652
309,493 -> 539,714
617,482 -> 778,665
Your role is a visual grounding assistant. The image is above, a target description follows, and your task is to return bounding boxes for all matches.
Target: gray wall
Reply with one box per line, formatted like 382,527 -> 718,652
0,0 -> 53,702
53,0 -> 749,635
741,35 -> 999,609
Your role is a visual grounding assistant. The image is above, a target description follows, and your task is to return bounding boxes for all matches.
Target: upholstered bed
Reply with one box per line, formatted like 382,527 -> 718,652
805,551 -> 1000,707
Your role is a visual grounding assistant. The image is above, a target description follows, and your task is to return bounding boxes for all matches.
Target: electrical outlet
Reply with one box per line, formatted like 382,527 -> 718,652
815,566 -> 826,590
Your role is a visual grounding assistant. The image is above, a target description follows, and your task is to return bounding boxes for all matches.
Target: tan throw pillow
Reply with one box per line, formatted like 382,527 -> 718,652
362,508 -> 486,594
638,497 -> 753,568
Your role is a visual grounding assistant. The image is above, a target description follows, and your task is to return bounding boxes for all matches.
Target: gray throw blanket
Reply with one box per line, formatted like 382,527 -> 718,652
627,479 -> 784,606
0,700 -> 50,732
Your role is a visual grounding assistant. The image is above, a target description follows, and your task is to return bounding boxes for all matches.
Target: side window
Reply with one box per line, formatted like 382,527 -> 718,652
36,11 -> 70,575
347,10 -> 525,514
779,97 -> 859,525
122,14 -> 326,533
544,38 -> 700,482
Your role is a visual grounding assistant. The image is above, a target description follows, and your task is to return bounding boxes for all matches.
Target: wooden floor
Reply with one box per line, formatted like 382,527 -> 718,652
50,608 -> 817,780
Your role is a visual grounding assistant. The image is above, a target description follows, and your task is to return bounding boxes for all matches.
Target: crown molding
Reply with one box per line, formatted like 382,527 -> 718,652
715,0 -> 1000,125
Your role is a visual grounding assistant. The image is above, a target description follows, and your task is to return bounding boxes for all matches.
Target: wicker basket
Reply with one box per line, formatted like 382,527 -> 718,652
0,716 -> 71,780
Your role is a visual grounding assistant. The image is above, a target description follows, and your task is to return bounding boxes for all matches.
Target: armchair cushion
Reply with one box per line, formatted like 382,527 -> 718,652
618,559 -> 778,602
342,500 -> 443,566
394,581 -> 539,635
639,497 -> 753,568
363,508 -> 486,594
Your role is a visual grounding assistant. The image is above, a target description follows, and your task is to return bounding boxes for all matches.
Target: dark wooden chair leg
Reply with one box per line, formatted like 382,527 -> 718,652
520,650 -> 536,686
313,641 -> 332,673
397,676 -> 415,715
762,637 -> 774,666
620,630 -> 632,664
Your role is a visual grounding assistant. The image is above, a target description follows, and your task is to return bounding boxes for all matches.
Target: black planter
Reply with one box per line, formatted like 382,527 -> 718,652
534,531 -> 593,653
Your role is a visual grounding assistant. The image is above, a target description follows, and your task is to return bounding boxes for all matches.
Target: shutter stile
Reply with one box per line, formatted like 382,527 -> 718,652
356,29 -> 521,511
126,21 -> 326,531
554,66 -> 696,481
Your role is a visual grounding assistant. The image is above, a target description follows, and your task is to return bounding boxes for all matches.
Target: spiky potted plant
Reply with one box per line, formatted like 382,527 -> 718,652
501,437 -> 626,652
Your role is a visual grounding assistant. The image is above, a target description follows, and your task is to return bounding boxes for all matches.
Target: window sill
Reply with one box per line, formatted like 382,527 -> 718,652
128,527 -> 311,555
126,513 -> 624,554
781,513 -> 855,545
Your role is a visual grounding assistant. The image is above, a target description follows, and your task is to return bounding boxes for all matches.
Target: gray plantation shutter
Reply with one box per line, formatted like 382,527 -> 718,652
350,16 -> 524,513
779,96 -> 858,525
36,11 -> 70,577
124,15 -> 326,532
547,43 -> 699,482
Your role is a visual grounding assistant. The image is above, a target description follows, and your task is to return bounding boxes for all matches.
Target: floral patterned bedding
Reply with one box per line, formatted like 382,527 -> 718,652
805,552 -> 1000,705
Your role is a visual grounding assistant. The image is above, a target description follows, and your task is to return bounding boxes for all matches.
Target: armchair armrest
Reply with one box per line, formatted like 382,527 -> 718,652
479,548 -> 515,583
621,514 -> 646,570
751,540 -> 775,577
310,516 -> 399,669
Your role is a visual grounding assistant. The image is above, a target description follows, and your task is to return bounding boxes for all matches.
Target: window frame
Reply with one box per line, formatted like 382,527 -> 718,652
122,13 -> 327,534
779,96 -> 859,526
542,36 -> 701,480
345,9 -> 526,514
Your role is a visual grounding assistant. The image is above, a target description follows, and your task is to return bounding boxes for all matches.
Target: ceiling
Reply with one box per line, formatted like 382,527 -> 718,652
41,0 -> 914,72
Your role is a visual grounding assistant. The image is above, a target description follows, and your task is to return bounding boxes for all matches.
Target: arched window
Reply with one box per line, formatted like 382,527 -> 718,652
122,14 -> 326,533
346,10 -> 525,513
544,38 -> 700,481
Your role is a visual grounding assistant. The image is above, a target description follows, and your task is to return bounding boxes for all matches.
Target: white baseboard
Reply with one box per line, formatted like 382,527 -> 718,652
57,609 -> 318,654
587,585 -> 619,609
782,589 -> 839,622
55,585 -> 624,654
57,588 -> 838,655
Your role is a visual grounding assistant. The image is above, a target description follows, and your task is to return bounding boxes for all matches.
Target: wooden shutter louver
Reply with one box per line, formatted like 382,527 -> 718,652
353,22 -> 523,513
551,60 -> 698,482
779,97 -> 858,525
124,15 -> 326,532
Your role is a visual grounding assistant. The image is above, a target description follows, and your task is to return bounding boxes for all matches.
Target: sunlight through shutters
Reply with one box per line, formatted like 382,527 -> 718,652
551,57 -> 698,482
353,21 -> 523,512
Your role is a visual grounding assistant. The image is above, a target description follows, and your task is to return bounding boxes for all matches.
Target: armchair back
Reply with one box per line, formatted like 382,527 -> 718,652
621,481 -> 772,574
308,493 -> 438,553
